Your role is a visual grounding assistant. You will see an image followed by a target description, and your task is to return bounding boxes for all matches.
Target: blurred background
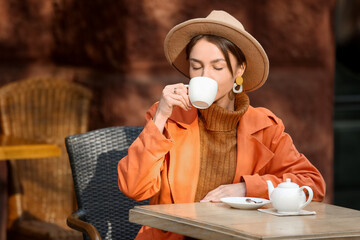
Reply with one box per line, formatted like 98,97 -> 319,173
0,0 -> 358,214
334,0 -> 360,209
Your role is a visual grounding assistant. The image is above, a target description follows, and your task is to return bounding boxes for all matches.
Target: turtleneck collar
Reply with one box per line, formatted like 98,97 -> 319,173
198,92 -> 250,131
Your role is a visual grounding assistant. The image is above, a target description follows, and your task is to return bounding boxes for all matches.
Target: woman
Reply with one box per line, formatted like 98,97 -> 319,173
118,10 -> 326,240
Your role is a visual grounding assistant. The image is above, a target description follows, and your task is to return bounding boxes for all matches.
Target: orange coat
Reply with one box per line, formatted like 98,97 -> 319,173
118,103 -> 326,240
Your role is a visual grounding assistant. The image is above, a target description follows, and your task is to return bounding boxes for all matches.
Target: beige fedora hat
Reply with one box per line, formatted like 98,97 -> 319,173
164,10 -> 269,92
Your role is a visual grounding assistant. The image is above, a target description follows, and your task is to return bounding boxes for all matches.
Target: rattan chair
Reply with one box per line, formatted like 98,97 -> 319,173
65,126 -> 149,240
0,77 -> 92,240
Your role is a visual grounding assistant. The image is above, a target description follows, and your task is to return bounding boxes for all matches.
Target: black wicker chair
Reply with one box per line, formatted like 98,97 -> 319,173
65,126 -> 149,240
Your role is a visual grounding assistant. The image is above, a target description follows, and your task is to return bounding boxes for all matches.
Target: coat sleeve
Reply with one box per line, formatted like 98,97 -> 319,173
117,106 -> 174,201
242,109 -> 326,201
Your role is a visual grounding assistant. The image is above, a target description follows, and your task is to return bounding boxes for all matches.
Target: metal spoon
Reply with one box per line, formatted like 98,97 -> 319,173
246,198 -> 263,204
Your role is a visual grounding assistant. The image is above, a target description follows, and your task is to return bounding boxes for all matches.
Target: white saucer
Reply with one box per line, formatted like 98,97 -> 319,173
220,197 -> 270,210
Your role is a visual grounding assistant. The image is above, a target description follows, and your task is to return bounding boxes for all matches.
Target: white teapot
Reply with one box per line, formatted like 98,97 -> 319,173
267,178 -> 313,214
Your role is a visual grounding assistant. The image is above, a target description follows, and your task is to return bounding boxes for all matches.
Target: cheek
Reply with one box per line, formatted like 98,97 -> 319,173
217,79 -> 234,94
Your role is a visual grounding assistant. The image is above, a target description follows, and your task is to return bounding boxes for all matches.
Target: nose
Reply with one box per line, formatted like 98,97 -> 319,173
201,67 -> 211,78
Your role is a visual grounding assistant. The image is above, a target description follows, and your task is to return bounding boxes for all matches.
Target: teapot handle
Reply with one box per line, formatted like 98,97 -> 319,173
299,186 -> 313,209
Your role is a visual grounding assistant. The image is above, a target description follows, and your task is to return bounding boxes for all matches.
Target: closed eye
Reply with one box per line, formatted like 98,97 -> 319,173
191,66 -> 202,70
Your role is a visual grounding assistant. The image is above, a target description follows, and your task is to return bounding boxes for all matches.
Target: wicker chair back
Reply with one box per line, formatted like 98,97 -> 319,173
65,126 -> 149,240
0,77 -> 92,239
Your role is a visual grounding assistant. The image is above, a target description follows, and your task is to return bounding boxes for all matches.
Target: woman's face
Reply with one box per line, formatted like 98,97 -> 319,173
188,39 -> 244,109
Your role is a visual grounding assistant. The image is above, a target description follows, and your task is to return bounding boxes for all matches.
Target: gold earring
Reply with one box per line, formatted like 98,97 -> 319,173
233,76 -> 244,93
236,76 -> 243,86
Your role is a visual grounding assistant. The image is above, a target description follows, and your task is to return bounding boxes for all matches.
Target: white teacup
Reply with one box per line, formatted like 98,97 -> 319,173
187,77 -> 218,109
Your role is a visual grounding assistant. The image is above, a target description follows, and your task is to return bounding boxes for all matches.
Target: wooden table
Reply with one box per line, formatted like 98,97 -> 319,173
130,201 -> 360,239
0,134 -> 61,160
0,134 -> 61,240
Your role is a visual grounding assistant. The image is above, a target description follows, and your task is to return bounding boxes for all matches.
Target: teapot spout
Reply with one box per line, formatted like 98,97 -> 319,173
266,180 -> 274,199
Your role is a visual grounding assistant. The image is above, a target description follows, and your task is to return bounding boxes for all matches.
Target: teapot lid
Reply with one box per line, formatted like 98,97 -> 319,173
278,178 -> 299,188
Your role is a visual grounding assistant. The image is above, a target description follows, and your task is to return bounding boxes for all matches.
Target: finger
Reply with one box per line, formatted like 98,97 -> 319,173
201,196 -> 220,202
157,84 -> 191,118
172,85 -> 191,109
157,92 -> 186,116
201,191 -> 220,202
172,91 -> 191,110
167,95 -> 190,112
169,83 -> 187,93
180,84 -> 191,108
202,183 -> 246,202
201,186 -> 229,202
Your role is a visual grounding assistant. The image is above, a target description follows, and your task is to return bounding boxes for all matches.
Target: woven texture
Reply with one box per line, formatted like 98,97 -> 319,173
65,126 -> 149,240
0,77 -> 92,239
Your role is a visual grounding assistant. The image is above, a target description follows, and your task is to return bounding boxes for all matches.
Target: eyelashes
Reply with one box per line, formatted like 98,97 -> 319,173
191,66 -> 224,71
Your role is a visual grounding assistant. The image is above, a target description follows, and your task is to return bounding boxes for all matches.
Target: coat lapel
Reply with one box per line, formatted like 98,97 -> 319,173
167,107 -> 200,203
234,106 -> 275,182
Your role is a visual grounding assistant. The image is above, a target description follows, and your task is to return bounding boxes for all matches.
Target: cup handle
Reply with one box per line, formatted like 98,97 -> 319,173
299,186 -> 313,209
184,84 -> 189,88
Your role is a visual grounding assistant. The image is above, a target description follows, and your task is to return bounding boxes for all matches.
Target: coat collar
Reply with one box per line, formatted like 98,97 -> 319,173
239,106 -> 275,135
147,103 -> 274,134
147,103 -> 198,129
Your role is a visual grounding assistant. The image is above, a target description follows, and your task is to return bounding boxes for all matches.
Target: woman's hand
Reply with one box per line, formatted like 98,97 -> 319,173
153,83 -> 191,133
200,182 -> 247,203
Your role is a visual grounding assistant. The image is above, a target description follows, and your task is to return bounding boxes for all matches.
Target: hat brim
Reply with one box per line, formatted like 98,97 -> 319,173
164,18 -> 269,92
